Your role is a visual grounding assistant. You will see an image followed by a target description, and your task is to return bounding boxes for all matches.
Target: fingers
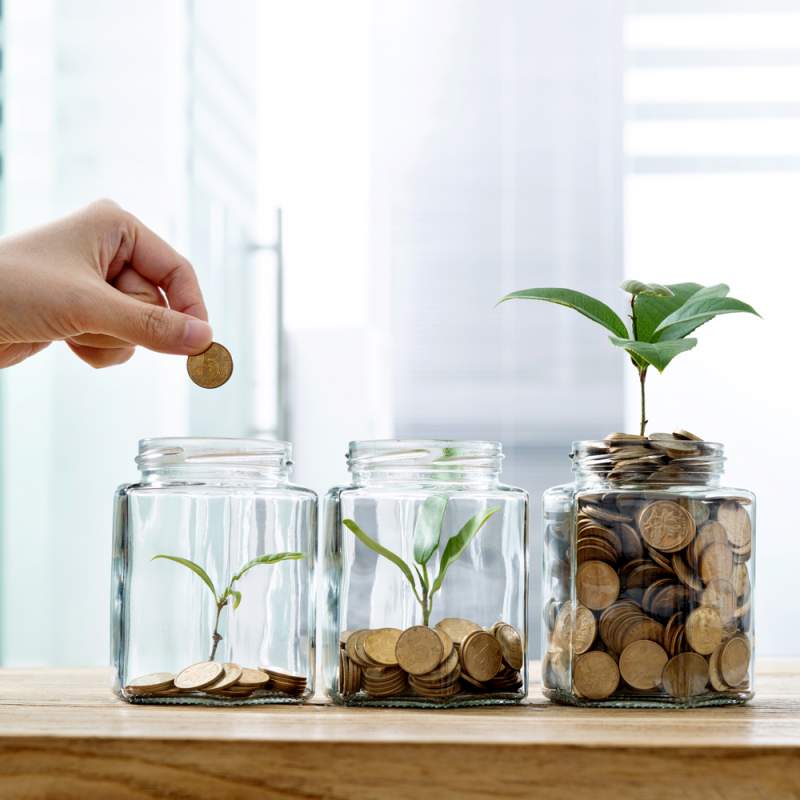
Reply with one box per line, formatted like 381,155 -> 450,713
69,267 -> 167,350
91,284 -> 213,355
115,209 -> 209,321
66,340 -> 135,369
0,342 -> 50,369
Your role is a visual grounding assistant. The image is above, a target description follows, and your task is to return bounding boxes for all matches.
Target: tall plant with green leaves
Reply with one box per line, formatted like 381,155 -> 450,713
498,282 -> 759,435
153,551 -> 303,660
343,498 -> 500,626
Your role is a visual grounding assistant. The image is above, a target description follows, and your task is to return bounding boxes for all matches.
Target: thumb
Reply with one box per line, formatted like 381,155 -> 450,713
95,288 -> 213,355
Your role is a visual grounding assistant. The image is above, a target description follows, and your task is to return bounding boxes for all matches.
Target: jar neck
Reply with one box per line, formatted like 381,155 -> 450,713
136,437 -> 292,486
348,439 -> 503,488
571,436 -> 725,489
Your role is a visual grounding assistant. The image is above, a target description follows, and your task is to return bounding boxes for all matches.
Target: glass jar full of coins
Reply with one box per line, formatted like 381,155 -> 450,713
321,440 -> 529,708
542,433 -> 755,707
111,438 -> 316,705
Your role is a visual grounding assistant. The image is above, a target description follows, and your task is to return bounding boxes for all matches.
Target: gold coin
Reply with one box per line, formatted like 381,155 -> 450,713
662,652 -> 708,698
699,541 -> 733,584
205,662 -> 243,692
125,672 -> 175,694
395,626 -> 443,675
720,635 -> 750,687
619,640 -> 668,690
708,645 -> 729,692
174,661 -> 224,690
494,623 -> 523,670
434,617 -> 482,645
186,342 -> 233,389
237,667 -> 271,688
553,602 -> 597,654
638,500 -> 696,553
435,628 -> 455,661
411,649 -> 460,685
717,501 -> 752,549
573,651 -> 620,700
685,607 -> 723,655
363,627 -> 403,666
345,629 -> 372,667
460,630 -> 503,682
576,560 -> 620,610
701,578 -> 737,624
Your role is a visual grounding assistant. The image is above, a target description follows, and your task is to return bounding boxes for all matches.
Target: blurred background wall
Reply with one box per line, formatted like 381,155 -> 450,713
0,0 -> 794,664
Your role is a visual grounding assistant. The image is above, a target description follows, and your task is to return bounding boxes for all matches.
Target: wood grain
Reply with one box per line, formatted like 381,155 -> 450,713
0,662 -> 798,798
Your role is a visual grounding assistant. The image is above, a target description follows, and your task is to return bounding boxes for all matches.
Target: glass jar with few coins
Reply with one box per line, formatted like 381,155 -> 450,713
321,440 -> 529,708
111,438 -> 316,705
541,432 -> 755,707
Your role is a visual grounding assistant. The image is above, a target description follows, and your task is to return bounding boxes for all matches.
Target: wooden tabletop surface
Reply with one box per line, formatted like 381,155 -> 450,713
0,661 -> 798,799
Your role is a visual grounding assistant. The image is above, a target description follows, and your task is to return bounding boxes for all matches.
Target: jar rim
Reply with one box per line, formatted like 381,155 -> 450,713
347,439 -> 503,476
136,437 -> 292,469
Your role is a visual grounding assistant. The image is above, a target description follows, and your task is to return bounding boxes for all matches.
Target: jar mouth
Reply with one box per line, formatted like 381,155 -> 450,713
571,436 -> 724,487
347,439 -> 503,478
136,437 -> 292,470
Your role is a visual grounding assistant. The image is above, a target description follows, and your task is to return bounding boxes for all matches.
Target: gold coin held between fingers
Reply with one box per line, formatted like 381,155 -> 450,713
174,661 -> 224,691
187,342 -> 233,389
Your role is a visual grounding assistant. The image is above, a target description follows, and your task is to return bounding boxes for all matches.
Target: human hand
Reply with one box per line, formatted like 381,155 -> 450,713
0,199 -> 213,368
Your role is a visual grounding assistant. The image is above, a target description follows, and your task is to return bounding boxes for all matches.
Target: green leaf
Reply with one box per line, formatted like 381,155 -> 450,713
634,283 -> 728,342
621,280 -> 674,298
431,507 -> 501,595
609,336 -> 697,372
231,552 -> 303,583
497,288 -> 628,338
231,590 -> 242,610
654,296 -> 760,339
413,495 -> 448,565
343,519 -> 418,591
152,555 -> 218,601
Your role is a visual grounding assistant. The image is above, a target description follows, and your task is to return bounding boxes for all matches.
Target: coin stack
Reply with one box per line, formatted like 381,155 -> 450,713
542,431 -> 753,705
576,430 -> 719,486
124,660 -> 307,702
339,618 -> 524,704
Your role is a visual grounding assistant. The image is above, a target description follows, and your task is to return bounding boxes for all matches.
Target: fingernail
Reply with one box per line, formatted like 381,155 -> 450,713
183,318 -> 213,351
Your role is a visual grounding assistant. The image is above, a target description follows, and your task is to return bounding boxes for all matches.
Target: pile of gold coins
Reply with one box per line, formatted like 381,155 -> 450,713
543,432 -> 753,704
577,430 -> 720,485
124,660 -> 307,701
339,618 -> 523,703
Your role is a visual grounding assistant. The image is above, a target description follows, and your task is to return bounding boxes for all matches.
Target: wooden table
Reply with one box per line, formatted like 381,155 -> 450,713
0,661 -> 798,799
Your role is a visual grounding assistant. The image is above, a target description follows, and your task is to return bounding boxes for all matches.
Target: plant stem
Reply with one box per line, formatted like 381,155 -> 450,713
421,584 -> 430,627
630,293 -> 648,436
208,599 -> 227,661
638,367 -> 648,436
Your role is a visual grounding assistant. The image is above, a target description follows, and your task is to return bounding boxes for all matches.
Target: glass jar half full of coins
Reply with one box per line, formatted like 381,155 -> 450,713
111,438 -> 317,705
541,432 -> 754,708
321,440 -> 529,707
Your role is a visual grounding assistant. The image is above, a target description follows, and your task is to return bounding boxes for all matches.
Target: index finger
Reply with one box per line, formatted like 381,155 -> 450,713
122,213 -> 209,321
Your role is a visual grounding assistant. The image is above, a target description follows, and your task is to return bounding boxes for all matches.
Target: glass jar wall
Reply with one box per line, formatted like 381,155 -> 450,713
111,438 -> 316,705
321,440 -> 528,708
542,435 -> 754,708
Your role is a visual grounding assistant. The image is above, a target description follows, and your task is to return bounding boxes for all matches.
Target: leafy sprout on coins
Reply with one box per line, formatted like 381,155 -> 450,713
343,498 -> 500,626
498,282 -> 759,436
153,551 -> 303,660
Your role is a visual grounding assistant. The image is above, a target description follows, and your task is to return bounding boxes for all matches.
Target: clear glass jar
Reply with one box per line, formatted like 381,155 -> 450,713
321,440 -> 529,708
111,438 -> 316,705
541,435 -> 754,708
